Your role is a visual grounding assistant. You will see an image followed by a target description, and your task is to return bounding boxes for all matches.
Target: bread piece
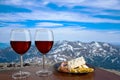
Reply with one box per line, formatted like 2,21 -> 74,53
68,56 -> 86,69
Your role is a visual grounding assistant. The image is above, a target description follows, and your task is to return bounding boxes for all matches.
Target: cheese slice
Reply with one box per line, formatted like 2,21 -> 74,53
68,56 -> 86,69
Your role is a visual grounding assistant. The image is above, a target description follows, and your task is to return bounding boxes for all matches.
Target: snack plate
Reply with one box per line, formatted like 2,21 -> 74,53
54,62 -> 94,74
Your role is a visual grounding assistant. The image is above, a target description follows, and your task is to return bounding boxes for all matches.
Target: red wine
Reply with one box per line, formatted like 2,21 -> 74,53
35,41 -> 53,54
10,41 -> 31,55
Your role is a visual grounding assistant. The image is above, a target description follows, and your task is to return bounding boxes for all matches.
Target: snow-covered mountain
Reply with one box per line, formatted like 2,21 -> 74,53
0,41 -> 120,70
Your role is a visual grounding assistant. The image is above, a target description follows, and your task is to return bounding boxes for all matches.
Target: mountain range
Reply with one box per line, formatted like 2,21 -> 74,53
0,41 -> 120,71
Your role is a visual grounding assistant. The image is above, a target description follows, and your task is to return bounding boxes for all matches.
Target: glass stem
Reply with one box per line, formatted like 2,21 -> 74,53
43,55 -> 45,70
20,55 -> 23,74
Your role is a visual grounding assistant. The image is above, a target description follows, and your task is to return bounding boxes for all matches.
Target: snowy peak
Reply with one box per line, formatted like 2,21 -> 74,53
0,41 -> 120,70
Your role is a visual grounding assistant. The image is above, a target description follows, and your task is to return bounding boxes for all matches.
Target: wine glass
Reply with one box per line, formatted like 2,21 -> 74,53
10,29 -> 31,79
35,29 -> 54,76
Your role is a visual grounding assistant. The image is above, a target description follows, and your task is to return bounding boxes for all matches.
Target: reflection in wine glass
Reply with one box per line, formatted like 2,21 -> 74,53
35,29 -> 54,76
10,29 -> 31,79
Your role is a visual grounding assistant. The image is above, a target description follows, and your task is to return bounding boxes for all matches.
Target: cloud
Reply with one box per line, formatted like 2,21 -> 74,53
85,0 -> 120,10
36,22 -> 63,27
0,0 -> 120,43
107,31 -> 120,34
1,0 -> 120,10
52,27 -> 120,42
0,0 -> 120,24
0,23 -> 26,28
0,26 -> 120,43
0,10 -> 119,23
0,0 -> 47,11
45,0 -> 120,10
0,0 -> 37,7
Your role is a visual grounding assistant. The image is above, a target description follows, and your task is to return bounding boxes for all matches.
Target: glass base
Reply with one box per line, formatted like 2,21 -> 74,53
36,69 -> 52,77
12,71 -> 30,79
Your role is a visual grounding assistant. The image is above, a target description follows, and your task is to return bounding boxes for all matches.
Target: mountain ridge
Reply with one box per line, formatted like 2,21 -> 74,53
0,41 -> 120,71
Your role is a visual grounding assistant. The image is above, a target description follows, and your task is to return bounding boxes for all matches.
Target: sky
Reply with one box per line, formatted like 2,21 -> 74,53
0,0 -> 120,43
